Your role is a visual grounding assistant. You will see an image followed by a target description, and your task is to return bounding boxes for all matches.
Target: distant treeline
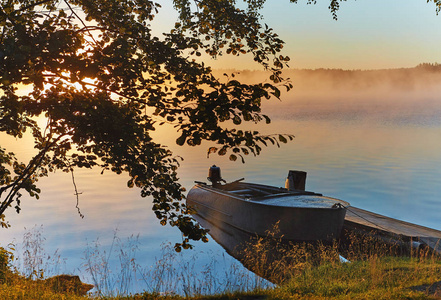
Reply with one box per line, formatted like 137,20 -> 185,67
415,62 -> 441,71
217,63 -> 441,74
214,63 -> 441,93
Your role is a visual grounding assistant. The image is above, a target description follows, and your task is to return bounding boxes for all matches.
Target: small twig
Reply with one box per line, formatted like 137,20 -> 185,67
70,168 -> 84,219
16,0 -> 53,13
63,0 -> 100,47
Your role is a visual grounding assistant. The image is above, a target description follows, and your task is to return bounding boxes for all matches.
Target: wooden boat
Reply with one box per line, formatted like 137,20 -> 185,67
187,167 -> 350,243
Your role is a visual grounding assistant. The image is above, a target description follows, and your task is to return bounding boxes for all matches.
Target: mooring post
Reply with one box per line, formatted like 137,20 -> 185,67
285,170 -> 307,191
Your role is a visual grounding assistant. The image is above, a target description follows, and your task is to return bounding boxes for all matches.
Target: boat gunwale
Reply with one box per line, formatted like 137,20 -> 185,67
192,182 -> 350,210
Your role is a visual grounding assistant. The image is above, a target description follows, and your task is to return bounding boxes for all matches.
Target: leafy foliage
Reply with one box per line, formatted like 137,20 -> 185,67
289,0 -> 346,20
291,0 -> 441,20
429,0 -> 441,14
0,0 -> 297,250
5,0 -> 437,249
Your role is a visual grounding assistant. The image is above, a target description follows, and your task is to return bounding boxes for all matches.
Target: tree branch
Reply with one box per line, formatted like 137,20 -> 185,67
70,168 -> 84,219
17,0 -> 54,13
63,0 -> 100,48
0,134 -> 65,216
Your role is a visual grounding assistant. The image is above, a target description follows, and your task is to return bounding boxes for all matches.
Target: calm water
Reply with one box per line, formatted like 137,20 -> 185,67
2,70 -> 441,295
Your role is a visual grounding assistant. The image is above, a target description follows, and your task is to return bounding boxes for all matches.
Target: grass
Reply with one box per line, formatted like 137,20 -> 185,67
1,226 -> 440,299
274,256 -> 441,299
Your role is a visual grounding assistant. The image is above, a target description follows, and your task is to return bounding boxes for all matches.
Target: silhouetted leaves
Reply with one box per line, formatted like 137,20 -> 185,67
1,0 -> 348,248
279,135 -> 287,144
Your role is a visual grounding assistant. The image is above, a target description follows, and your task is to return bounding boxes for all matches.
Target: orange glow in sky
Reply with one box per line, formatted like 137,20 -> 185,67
157,0 -> 441,70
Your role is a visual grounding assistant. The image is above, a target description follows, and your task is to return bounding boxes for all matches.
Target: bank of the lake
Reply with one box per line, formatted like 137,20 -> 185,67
2,228 -> 441,300
1,255 -> 441,299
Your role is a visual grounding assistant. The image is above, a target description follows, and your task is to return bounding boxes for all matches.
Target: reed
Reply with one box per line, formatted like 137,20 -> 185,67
81,233 -> 271,297
0,225 -> 440,299
1,226 -> 270,298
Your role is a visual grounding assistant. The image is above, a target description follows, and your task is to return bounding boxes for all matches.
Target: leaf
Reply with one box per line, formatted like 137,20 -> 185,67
263,115 -> 271,124
272,87 -> 281,99
218,147 -> 227,156
279,135 -> 287,143
176,133 -> 187,146
127,178 -> 134,188
233,115 -> 241,125
207,147 -> 217,158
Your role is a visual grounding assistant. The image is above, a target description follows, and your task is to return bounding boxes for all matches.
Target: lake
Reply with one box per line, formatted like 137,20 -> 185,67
1,68 -> 441,295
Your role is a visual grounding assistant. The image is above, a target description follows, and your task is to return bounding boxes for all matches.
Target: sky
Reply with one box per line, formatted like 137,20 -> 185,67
159,0 -> 441,70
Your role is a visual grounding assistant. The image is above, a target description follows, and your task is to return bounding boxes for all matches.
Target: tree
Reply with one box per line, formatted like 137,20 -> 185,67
0,0 -> 297,251
290,0 -> 441,20
2,0 -> 438,251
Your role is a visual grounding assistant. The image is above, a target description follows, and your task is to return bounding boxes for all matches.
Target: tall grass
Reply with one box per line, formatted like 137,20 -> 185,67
2,226 -> 271,298
82,232 -> 141,296
82,232 -> 272,297
1,225 -> 440,299
0,241 -> 86,299
274,254 -> 441,299
213,224 -> 441,299
19,225 -> 67,280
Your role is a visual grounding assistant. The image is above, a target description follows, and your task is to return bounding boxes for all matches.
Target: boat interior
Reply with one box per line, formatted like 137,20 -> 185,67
202,180 -> 322,200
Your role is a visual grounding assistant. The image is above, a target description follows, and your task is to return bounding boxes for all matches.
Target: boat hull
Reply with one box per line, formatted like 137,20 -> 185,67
187,183 -> 348,242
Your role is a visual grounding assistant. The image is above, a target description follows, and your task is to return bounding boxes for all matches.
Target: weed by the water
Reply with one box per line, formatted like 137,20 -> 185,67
273,253 -> 441,299
82,232 -> 271,297
1,225 -> 440,299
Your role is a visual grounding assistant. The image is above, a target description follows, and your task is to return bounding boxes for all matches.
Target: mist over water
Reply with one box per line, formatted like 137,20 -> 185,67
225,66 -> 441,126
2,66 -> 441,295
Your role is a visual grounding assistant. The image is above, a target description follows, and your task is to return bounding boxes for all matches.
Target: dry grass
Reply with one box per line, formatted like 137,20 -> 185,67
1,225 -> 440,299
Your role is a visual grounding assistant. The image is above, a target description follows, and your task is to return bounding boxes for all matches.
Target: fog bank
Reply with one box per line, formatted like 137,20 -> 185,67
215,65 -> 441,125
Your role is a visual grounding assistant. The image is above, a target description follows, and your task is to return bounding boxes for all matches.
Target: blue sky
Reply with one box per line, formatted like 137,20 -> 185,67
158,0 -> 441,70
257,0 -> 441,69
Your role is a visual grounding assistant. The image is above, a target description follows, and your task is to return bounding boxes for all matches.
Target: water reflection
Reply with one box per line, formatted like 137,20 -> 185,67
1,68 -> 441,294
191,210 -> 317,284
